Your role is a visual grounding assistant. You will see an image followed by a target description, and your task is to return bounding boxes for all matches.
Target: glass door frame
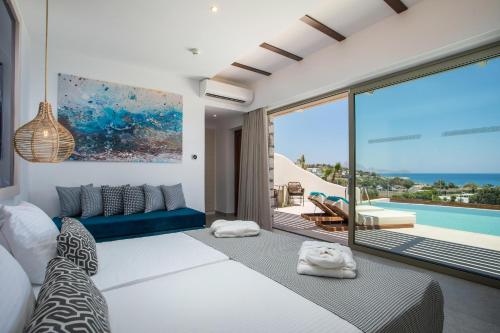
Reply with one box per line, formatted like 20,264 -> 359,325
347,41 -> 500,288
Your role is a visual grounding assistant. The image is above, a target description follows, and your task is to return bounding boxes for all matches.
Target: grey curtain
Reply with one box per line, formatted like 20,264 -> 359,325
237,108 -> 272,230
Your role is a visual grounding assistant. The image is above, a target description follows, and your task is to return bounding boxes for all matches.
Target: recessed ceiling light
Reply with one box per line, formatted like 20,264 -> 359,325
213,114 -> 217,118
188,48 -> 200,55
210,5 -> 218,13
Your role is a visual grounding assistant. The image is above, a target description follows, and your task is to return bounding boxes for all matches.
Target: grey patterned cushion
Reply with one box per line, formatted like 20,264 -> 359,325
25,256 -> 110,333
81,185 -> 103,218
57,217 -> 98,275
101,185 -> 128,216
161,183 -> 187,210
144,184 -> 165,212
124,185 -> 145,215
56,184 -> 92,217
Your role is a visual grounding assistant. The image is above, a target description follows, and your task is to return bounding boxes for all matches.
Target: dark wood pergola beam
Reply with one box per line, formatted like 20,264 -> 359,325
300,15 -> 346,42
231,62 -> 272,76
384,0 -> 408,14
259,43 -> 303,61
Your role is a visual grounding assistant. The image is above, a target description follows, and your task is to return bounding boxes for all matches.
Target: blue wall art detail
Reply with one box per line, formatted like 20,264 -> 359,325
57,74 -> 182,163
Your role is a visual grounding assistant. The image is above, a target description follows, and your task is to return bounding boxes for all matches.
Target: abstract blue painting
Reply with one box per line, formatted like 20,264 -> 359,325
57,74 -> 182,162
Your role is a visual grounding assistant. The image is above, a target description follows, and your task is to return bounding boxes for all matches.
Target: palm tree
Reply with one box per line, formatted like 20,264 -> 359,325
332,162 -> 342,181
297,154 -> 306,169
322,166 -> 333,180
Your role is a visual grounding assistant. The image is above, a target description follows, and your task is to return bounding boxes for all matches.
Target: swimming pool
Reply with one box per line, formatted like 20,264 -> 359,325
370,201 -> 500,236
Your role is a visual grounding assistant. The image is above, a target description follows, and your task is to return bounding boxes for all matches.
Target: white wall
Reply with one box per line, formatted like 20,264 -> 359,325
274,153 -> 347,199
26,47 -> 206,216
250,0 -> 500,110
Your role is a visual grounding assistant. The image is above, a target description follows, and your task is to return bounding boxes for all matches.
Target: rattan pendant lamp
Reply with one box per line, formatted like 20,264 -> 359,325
14,0 -> 74,163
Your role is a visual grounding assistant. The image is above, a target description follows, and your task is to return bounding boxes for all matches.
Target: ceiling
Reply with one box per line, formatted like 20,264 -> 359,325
18,0 -> 328,80
214,0 -> 422,85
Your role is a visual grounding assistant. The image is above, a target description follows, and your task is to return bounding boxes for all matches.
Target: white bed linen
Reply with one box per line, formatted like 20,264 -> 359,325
93,232 -> 228,291
104,260 -> 361,333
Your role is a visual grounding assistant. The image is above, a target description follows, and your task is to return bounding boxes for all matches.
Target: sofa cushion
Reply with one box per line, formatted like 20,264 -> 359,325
56,184 -> 92,217
25,257 -> 110,333
161,183 -> 186,211
81,185 -> 104,218
102,185 -> 128,216
144,184 -> 165,212
124,185 -> 145,215
57,217 -> 98,275
53,208 -> 206,242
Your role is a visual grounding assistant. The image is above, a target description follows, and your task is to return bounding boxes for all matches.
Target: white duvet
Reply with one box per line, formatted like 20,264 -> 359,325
104,260 -> 361,333
93,232 -> 228,291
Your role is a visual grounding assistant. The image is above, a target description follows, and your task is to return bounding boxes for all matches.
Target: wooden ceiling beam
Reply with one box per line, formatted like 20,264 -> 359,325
259,43 -> 303,61
231,62 -> 272,76
300,15 -> 346,42
384,0 -> 408,14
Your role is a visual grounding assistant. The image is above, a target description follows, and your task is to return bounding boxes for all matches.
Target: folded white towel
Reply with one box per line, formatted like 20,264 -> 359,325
210,220 -> 260,238
297,241 -> 357,278
304,247 -> 345,269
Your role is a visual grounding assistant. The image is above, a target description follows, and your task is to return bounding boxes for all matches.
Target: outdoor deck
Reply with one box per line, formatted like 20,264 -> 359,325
273,211 -> 500,280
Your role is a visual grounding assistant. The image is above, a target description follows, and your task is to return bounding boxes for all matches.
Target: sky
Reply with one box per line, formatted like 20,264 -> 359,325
356,57 -> 500,173
274,56 -> 500,173
274,98 -> 348,166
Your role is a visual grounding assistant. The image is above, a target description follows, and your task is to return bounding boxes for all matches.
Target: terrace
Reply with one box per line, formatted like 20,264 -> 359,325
272,155 -> 500,280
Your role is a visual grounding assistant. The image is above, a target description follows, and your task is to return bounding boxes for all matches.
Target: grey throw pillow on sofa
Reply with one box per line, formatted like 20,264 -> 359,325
102,185 -> 128,216
161,183 -> 186,211
124,185 -> 146,215
56,184 -> 92,217
143,184 -> 165,213
81,186 -> 104,218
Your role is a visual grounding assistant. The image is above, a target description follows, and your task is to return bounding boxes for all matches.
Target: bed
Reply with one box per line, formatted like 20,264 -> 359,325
29,228 -> 442,332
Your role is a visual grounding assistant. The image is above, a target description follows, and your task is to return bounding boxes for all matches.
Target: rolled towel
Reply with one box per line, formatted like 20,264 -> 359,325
304,247 -> 345,269
210,220 -> 260,238
297,262 -> 357,279
299,241 -> 356,270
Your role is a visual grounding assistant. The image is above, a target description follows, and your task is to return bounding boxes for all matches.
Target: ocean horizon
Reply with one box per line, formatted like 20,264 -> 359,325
380,173 -> 500,186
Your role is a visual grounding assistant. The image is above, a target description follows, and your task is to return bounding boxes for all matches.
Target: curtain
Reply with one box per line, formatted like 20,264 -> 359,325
237,108 -> 272,230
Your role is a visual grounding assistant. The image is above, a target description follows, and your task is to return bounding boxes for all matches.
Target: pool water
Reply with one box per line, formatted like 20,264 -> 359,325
370,202 -> 500,236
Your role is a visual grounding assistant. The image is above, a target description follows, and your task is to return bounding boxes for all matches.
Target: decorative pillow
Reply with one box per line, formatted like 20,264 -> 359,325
0,245 -> 35,333
124,185 -> 146,215
144,184 -> 165,212
81,185 -> 104,218
57,217 -> 98,275
0,202 -> 58,284
25,257 -> 110,333
101,185 -> 128,216
56,184 -> 92,217
161,183 -> 187,210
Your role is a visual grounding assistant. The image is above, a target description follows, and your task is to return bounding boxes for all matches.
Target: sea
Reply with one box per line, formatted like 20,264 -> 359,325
380,173 -> 500,186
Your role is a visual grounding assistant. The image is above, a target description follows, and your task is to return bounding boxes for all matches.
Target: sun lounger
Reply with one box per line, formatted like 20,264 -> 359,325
301,196 -> 348,232
357,210 -> 416,229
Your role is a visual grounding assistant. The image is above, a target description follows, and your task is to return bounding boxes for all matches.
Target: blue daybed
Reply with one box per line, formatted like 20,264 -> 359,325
53,208 -> 205,242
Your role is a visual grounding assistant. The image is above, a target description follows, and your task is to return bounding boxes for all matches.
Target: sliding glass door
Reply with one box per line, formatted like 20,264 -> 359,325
350,45 -> 500,283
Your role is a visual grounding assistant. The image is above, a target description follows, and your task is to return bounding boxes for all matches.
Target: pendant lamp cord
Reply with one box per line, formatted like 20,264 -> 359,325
44,0 -> 48,102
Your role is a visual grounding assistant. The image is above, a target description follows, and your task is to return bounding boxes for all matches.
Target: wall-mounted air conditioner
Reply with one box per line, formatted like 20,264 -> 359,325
200,79 -> 254,104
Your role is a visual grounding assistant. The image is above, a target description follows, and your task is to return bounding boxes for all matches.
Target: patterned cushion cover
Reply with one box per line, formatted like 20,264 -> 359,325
161,183 -> 187,211
24,256 -> 110,333
56,184 -> 92,217
56,217 -> 98,275
124,185 -> 146,215
144,184 -> 165,212
101,185 -> 128,216
81,185 -> 104,218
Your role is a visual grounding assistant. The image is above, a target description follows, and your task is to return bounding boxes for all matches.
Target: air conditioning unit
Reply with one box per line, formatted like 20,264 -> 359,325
200,79 -> 254,104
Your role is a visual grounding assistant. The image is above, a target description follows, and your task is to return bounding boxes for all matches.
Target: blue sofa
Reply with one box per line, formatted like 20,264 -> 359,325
53,208 -> 206,242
